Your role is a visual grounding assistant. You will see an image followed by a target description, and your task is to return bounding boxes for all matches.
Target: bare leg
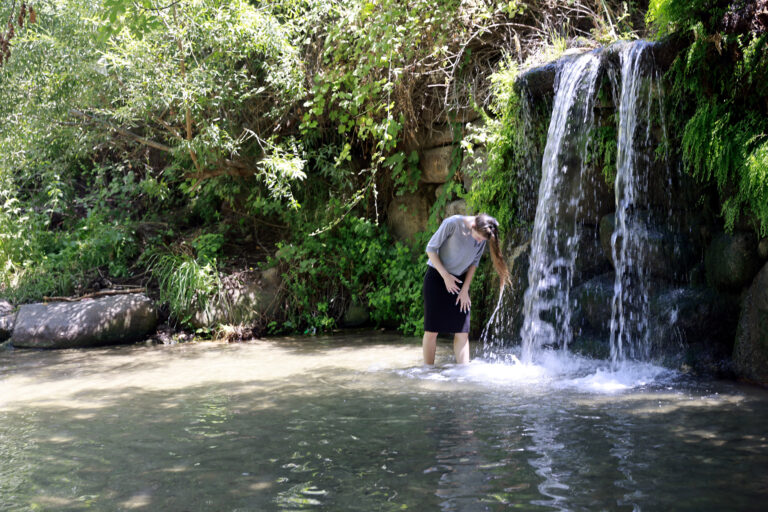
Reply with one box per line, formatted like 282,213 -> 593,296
453,333 -> 470,364
423,331 -> 438,365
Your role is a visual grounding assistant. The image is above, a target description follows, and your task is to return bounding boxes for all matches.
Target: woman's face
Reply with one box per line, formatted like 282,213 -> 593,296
470,225 -> 489,243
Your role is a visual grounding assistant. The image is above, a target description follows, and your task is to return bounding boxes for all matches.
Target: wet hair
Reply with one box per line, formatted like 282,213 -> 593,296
473,213 -> 510,286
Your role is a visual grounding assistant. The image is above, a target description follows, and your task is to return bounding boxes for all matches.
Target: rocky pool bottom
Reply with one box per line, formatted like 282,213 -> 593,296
1,334 -> 767,511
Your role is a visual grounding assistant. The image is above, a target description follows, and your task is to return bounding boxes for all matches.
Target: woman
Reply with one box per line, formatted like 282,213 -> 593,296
422,213 -> 509,365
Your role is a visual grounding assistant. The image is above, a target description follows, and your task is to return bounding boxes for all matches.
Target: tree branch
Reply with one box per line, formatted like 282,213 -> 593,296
69,108 -> 173,152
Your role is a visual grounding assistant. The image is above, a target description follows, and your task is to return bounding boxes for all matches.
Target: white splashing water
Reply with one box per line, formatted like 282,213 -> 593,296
396,349 -> 677,395
520,52 -> 602,363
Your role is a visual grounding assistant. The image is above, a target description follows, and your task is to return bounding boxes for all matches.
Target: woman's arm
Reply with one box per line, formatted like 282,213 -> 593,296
456,265 -> 477,313
427,251 -> 462,294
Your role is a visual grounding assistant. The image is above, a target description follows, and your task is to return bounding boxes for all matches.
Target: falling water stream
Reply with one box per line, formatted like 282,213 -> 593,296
609,42 -> 663,364
519,52 -> 601,363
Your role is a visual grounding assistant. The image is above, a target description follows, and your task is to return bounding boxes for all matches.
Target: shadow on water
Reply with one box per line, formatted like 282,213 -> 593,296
1,337 -> 767,511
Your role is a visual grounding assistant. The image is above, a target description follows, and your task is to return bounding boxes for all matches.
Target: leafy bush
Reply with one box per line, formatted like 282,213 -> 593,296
656,4 -> 768,236
275,216 -> 425,335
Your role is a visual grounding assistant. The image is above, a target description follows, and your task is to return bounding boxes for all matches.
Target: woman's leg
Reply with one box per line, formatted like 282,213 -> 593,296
453,333 -> 470,364
423,331 -> 438,365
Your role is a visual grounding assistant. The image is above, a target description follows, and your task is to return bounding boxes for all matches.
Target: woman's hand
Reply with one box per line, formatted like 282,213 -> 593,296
456,289 -> 471,313
442,273 -> 462,295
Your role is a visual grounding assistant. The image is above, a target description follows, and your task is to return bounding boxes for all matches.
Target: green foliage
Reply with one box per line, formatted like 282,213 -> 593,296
275,217 -> 424,335
466,57 -> 531,230
147,249 -> 222,325
646,0 -> 728,36
661,15 -> 768,236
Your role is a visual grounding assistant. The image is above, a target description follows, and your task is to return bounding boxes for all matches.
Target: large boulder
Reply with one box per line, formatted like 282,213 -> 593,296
420,146 -> 456,183
705,232 -> 760,291
11,294 -> 157,349
0,300 -> 15,342
387,192 -> 430,241
191,268 -> 281,329
733,262 -> 768,384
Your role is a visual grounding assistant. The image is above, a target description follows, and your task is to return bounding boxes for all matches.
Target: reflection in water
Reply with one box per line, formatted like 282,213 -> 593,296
0,335 -> 767,510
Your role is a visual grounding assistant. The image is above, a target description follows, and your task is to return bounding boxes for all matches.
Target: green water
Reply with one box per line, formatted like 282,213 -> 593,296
1,334 -> 766,511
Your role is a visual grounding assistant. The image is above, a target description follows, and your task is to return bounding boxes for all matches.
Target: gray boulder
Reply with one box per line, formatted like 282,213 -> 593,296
443,199 -> 468,218
705,232 -> 760,291
420,146 -> 456,183
0,300 -> 15,342
11,294 -> 157,349
733,262 -> 768,384
387,191 -> 430,241
191,268 -> 281,329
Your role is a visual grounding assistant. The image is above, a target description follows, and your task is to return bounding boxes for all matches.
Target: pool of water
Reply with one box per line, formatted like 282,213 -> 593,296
1,334 -> 766,511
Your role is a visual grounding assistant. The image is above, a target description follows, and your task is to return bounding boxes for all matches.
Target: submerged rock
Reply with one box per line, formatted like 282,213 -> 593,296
11,294 -> 157,349
705,232 -> 760,291
733,262 -> 768,384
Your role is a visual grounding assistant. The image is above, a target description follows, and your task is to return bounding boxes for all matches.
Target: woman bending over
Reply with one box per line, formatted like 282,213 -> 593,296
422,213 -> 509,364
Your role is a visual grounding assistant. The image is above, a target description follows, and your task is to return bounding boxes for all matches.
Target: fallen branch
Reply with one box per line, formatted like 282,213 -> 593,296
43,288 -> 147,302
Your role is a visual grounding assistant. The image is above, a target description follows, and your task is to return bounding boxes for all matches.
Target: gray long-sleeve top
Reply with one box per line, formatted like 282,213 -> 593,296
426,215 -> 486,276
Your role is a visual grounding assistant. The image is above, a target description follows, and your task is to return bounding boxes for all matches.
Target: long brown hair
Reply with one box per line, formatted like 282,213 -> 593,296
474,213 -> 510,286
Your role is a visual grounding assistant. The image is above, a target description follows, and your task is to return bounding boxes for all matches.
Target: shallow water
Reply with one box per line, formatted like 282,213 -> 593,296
1,334 -> 767,511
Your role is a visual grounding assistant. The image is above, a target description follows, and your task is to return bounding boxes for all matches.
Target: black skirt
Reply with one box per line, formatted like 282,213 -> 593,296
423,266 -> 470,334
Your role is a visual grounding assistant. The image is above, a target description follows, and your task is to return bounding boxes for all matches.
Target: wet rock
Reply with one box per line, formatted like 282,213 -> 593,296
11,294 -> 157,349
573,228 -> 611,287
477,241 -> 530,342
569,171 -> 614,227
420,146 -> 456,183
649,286 -> 739,369
191,269 -> 281,329
599,212 -> 700,282
387,192 -> 430,242
570,334 -> 611,359
758,237 -> 768,260
733,262 -> 768,384
571,272 -> 614,334
705,232 -> 760,291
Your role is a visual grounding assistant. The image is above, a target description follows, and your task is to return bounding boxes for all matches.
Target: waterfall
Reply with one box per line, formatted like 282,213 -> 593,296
609,42 -> 663,364
519,52 -> 601,363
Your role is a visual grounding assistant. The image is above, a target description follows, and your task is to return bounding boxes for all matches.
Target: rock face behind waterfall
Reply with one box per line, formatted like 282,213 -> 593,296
11,294 -> 157,349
